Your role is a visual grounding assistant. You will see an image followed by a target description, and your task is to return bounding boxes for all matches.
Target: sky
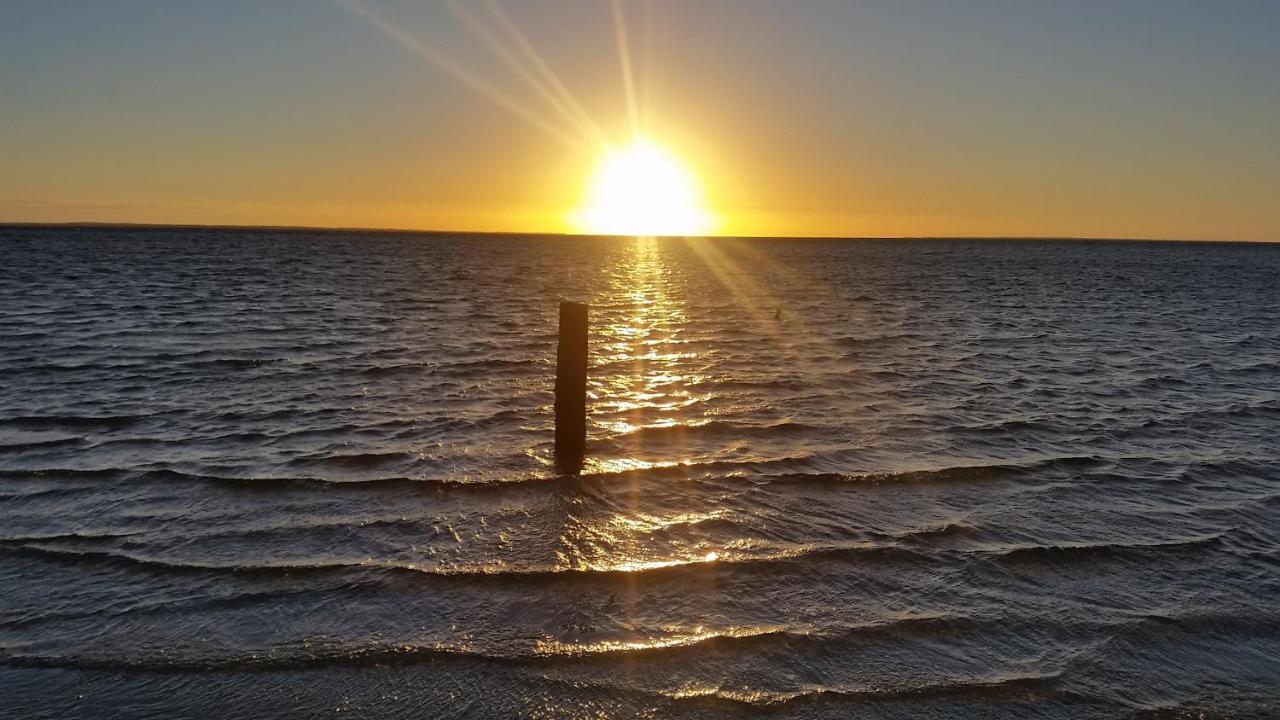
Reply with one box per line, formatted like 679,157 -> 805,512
2,0 -> 1278,240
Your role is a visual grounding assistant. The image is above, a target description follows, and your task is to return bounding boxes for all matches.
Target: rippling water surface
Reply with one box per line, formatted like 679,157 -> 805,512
2,227 -> 1278,718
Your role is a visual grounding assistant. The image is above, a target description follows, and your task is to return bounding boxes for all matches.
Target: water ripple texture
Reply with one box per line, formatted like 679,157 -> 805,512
1,227 -> 1278,719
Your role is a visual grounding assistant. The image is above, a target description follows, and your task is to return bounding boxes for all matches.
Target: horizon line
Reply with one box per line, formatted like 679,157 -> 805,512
0,220 -> 1273,245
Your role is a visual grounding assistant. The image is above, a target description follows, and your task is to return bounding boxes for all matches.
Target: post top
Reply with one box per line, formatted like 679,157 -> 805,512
559,300 -> 589,320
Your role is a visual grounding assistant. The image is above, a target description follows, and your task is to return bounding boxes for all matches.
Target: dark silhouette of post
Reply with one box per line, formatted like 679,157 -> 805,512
555,301 -> 588,473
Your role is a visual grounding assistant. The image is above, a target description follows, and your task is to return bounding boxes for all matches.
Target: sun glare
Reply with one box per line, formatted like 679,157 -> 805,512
572,140 -> 714,236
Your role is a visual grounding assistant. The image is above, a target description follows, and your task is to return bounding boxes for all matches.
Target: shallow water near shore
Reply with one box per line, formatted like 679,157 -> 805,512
1,227 -> 1278,718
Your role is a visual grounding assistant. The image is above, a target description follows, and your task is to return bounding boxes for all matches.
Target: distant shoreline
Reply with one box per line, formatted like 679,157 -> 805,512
0,221 -> 1272,244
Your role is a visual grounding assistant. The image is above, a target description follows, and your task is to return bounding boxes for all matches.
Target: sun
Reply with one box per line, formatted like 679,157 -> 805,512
571,139 -> 715,236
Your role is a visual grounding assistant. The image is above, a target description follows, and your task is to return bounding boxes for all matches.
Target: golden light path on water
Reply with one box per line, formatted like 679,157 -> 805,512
450,230 -> 868,669
522,237 -> 866,689
552,237 -> 724,589
550,237 -> 856,584
592,237 -> 697,441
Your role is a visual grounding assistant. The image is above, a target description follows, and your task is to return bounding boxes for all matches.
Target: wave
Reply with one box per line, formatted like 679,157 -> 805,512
0,615 -> 976,673
0,537 -> 929,586
1120,610 -> 1280,637
603,419 -> 823,445
0,582 -> 345,631
360,358 -> 536,377
870,521 -> 979,542
5,355 -> 293,375
657,672 -> 1061,708
0,484 -> 99,502
0,543 -> 374,580
184,357 -> 288,370
0,436 -> 86,452
359,362 -> 434,377
4,521 -> 1229,588
833,333 -> 920,348
990,534 -> 1226,565
684,377 -> 813,392
0,466 -> 553,495
1125,710 -> 1254,720
3,360 -> 150,374
0,414 -> 144,430
0,467 -> 127,481
0,633 -> 808,673
1120,402 -> 1280,436
0,530 -> 141,544
1232,360 -> 1280,376
954,418 -> 1057,435
1131,374 -> 1196,391
285,450 -> 420,470
0,454 -> 1112,500
18,529 -> 1223,588
9,603 -> 1278,677
758,455 -> 1109,487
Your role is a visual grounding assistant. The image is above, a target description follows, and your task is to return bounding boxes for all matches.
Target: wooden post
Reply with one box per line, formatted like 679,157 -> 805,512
555,301 -> 588,473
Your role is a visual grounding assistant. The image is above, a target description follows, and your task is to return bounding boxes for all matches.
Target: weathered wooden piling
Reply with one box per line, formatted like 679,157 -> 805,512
555,301 -> 588,473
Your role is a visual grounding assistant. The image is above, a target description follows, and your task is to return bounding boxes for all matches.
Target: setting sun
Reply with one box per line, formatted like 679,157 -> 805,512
571,140 -> 714,237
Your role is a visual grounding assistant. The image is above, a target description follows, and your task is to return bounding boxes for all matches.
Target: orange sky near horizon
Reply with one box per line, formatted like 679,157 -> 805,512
2,1 -> 1278,241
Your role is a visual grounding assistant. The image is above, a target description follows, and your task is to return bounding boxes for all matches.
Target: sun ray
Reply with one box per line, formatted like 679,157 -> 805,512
338,0 -> 588,152
481,0 -> 611,149
640,0 -> 655,132
445,0 -> 606,149
680,237 -> 781,334
680,237 -> 864,372
609,0 -> 642,139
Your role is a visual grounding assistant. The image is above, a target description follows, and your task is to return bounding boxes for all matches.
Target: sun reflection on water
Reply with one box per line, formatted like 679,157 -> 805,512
553,237 -> 727,579
531,623 -> 783,658
586,236 -> 701,468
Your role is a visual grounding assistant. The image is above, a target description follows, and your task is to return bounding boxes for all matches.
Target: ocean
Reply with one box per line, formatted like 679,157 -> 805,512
1,226 -> 1277,718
